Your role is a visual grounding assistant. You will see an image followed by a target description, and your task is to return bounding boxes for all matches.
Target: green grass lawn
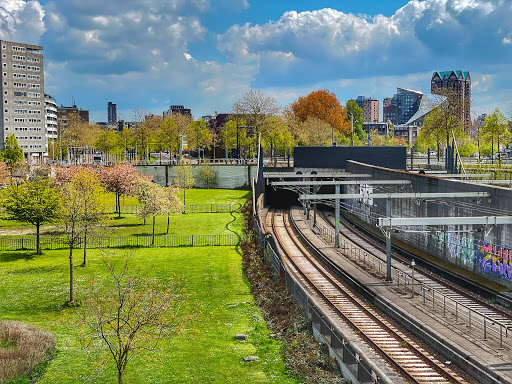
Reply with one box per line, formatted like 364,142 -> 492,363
0,189 -> 250,238
0,188 -> 296,383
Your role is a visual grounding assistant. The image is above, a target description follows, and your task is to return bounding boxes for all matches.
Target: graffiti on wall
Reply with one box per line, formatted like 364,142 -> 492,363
428,233 -> 512,281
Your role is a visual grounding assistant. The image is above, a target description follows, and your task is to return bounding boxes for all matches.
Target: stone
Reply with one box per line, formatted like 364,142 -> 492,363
235,334 -> 246,341
243,356 -> 259,362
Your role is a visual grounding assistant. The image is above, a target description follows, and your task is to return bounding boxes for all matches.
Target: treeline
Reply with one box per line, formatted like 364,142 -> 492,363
46,89 -> 401,162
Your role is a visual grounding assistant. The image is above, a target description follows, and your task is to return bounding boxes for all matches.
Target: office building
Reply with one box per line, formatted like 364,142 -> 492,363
0,40 -> 46,162
383,95 -> 398,124
431,70 -> 471,130
396,88 -> 423,125
107,101 -> 117,123
57,103 -> 89,133
163,105 -> 191,118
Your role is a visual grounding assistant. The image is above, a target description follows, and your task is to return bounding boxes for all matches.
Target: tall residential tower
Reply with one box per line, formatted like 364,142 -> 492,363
1,40 -> 46,162
431,70 -> 471,130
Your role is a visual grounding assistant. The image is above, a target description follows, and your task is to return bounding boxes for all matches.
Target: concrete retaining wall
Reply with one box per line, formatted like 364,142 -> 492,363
136,164 -> 256,189
345,160 -> 512,289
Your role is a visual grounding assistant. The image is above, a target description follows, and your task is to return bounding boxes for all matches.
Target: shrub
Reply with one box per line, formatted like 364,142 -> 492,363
0,321 -> 56,383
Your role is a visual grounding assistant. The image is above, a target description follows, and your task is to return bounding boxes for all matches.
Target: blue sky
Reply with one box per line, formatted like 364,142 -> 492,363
1,0 -> 511,122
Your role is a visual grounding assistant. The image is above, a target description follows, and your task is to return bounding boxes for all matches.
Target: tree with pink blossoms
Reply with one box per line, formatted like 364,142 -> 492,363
98,163 -> 152,218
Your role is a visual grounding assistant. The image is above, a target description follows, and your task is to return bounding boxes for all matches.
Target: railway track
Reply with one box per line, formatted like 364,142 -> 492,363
315,208 -> 512,350
269,208 -> 468,384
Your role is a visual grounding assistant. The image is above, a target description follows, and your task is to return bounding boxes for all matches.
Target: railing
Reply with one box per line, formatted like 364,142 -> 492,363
0,234 -> 239,251
312,217 -> 509,349
109,203 -> 241,214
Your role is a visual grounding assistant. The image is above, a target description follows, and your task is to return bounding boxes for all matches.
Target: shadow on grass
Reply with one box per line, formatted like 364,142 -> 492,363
0,251 -> 37,263
109,223 -> 144,228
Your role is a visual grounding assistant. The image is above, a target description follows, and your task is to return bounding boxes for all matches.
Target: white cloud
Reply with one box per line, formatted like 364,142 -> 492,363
217,0 -> 512,87
0,0 -> 45,43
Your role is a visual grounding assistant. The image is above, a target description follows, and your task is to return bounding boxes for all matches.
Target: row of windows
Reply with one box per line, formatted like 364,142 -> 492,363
15,136 -> 43,141
20,145 -> 43,149
11,91 -> 41,98
12,46 -> 26,52
28,74 -> 39,80
12,55 -> 25,61
13,127 -> 43,132
4,64 -> 40,71
13,73 -> 25,79
26,57 -> 40,63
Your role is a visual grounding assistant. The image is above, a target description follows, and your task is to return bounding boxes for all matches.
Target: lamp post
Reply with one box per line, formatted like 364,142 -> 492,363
349,113 -> 354,146
237,125 -> 254,160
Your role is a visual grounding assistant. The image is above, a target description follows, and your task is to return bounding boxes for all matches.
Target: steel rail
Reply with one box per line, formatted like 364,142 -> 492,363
271,209 -> 467,384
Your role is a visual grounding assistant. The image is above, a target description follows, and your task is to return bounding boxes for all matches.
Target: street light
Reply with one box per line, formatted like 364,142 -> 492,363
237,125 -> 253,160
348,113 -> 354,146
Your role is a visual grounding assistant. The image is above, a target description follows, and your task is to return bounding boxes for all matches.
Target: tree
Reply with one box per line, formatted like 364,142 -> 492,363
293,116 -> 333,146
187,119 -> 213,157
289,89 -> 350,136
196,164 -> 218,189
479,108 -> 511,163
75,168 -> 109,266
74,253 -> 192,384
345,100 -> 367,143
1,134 -> 23,174
0,162 -> 10,184
220,119 -> 252,158
2,178 -> 60,255
175,161 -> 194,206
133,179 -> 167,244
60,169 -> 109,303
233,89 -> 280,134
260,116 -> 294,162
164,184 -> 183,234
98,164 -> 152,218
95,130 -> 124,159
422,90 -> 465,150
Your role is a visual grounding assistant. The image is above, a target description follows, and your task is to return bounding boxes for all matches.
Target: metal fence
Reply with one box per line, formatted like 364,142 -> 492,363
311,216 -> 510,349
0,234 -> 239,251
109,203 -> 241,215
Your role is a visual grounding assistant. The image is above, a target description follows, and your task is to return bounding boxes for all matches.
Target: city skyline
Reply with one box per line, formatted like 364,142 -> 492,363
0,0 -> 511,122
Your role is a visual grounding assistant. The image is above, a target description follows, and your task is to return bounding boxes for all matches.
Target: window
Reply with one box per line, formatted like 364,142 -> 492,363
2,54 -> 5,58
3,82 -> 6,86
2,45 -> 6,49
3,73 -> 6,77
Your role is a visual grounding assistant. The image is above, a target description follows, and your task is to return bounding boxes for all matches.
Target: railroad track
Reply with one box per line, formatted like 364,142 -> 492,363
315,208 -> 512,349
269,208 -> 468,384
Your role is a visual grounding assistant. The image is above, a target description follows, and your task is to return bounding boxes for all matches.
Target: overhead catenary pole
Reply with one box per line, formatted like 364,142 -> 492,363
386,198 -> 392,282
335,184 -> 340,248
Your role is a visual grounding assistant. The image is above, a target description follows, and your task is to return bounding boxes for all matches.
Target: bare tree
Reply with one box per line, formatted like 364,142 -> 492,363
74,252 -> 193,384
233,89 -> 280,134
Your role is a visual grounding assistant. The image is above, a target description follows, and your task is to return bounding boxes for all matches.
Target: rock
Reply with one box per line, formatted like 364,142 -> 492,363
269,333 -> 277,339
235,334 -> 246,341
243,356 -> 259,362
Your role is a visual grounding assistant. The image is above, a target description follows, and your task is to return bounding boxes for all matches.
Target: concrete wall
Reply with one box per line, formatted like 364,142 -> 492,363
345,161 -> 512,288
136,164 -> 256,189
294,146 -> 407,170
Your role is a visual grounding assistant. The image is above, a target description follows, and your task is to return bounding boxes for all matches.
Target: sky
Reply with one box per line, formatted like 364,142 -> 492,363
1,0 -> 511,122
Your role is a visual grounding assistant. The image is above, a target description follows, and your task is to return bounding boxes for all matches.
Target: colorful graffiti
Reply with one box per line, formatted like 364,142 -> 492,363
429,233 -> 512,281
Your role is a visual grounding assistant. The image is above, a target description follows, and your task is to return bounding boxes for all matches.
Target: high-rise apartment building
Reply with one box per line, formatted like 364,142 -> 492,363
0,40 -> 46,162
45,94 -> 57,141
431,70 -> 471,130
354,96 -> 379,122
383,95 -> 398,124
107,101 -> 117,123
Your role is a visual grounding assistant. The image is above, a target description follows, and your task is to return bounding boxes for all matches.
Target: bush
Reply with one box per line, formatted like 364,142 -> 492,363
0,321 -> 56,383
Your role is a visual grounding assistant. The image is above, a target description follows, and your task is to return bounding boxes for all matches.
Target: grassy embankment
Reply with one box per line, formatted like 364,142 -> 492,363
0,189 -> 297,384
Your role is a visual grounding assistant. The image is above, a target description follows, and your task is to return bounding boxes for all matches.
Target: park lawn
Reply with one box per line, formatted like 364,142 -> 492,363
0,247 -> 295,384
0,189 -> 250,238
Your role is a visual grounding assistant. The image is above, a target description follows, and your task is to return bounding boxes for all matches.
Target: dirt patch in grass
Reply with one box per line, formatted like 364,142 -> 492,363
241,202 -> 346,383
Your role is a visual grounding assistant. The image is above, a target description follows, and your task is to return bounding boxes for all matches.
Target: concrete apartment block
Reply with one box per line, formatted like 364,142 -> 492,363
0,40 -> 46,162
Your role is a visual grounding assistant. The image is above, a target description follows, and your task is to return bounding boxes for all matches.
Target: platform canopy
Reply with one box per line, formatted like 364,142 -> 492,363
299,191 -> 491,201
271,180 -> 411,186
263,171 -> 373,179
378,216 -> 512,228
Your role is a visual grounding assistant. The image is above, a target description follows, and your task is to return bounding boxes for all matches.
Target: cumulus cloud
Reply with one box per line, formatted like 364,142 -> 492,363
0,0 -> 45,44
217,0 -> 512,86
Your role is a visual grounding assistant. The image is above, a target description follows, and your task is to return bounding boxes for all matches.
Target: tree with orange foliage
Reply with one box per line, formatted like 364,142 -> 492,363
289,89 -> 350,136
